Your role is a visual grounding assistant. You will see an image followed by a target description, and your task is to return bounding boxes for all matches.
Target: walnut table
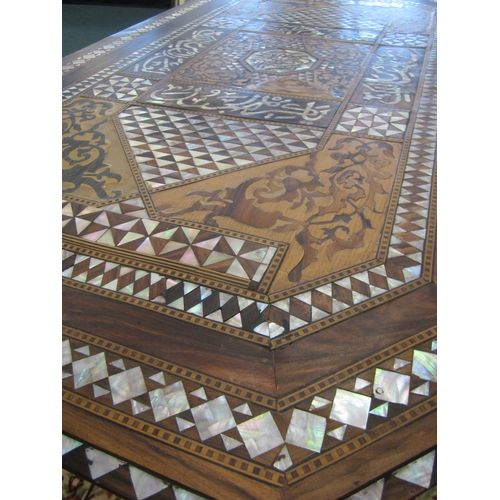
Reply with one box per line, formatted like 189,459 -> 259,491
62,0 -> 437,498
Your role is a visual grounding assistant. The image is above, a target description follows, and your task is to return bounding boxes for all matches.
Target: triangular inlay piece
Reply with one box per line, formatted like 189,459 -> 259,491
346,478 -> 385,499
206,310 -> 223,322
149,372 -> 166,385
354,378 -> 371,391
172,485 -> 206,499
190,387 -> 207,400
110,359 -> 126,370
131,400 -> 150,415
130,466 -> 169,500
411,381 -> 430,397
309,396 -> 331,411
85,447 -> 125,479
233,403 -> 252,416
394,358 -> 411,370
327,425 -> 347,441
74,346 -> 90,356
226,259 -> 249,279
273,445 -> 293,471
168,297 -> 185,310
393,450 -> 436,488
194,237 -> 221,250
62,435 -> 83,455
221,434 -> 242,451
93,384 -> 110,398
176,417 -> 195,431
369,402 -> 388,417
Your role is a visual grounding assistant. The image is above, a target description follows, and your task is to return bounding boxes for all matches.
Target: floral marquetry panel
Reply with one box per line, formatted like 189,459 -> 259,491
62,0 -> 437,498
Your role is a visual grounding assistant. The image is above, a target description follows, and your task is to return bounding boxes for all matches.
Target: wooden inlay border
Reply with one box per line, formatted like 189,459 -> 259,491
63,233 -> 252,291
63,325 -> 276,407
62,279 -> 271,344
270,278 -> 429,348
286,396 -> 437,484
63,431 -> 436,500
62,389 -> 286,487
277,325 -> 437,410
422,160 -> 437,282
63,324 -> 436,411
62,388 -> 436,486
62,191 -> 142,208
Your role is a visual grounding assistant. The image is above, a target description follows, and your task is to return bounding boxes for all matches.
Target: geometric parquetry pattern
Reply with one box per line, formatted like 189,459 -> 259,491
62,67 -> 118,101
63,251 -> 165,301
119,107 -> 324,191
258,7 -> 385,31
89,75 -> 155,102
85,75 -> 436,312
335,106 -> 410,140
344,448 -> 437,499
62,199 -> 278,284
62,241 -> 420,339
381,33 -> 429,48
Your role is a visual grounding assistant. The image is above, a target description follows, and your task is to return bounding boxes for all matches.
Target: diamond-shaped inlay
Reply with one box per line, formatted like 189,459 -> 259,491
285,409 -> 326,453
109,366 -> 147,405
191,396 -> 236,441
237,412 -> 284,459
330,389 -> 372,430
72,353 -> 108,389
373,368 -> 410,405
244,49 -> 318,73
149,381 -> 190,422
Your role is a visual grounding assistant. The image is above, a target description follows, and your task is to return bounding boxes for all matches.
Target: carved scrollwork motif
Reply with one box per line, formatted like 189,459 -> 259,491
159,137 -> 397,283
62,99 -> 122,200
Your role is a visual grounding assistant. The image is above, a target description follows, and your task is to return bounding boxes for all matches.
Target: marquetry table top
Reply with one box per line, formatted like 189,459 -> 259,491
62,0 -> 437,498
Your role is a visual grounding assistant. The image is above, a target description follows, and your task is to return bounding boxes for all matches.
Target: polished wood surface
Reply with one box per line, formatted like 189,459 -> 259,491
62,0 -> 437,498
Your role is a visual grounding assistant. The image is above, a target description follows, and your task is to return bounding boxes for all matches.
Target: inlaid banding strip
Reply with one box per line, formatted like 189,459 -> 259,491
64,324 -> 436,410
63,325 -> 276,408
63,389 -> 286,486
286,396 -> 437,484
